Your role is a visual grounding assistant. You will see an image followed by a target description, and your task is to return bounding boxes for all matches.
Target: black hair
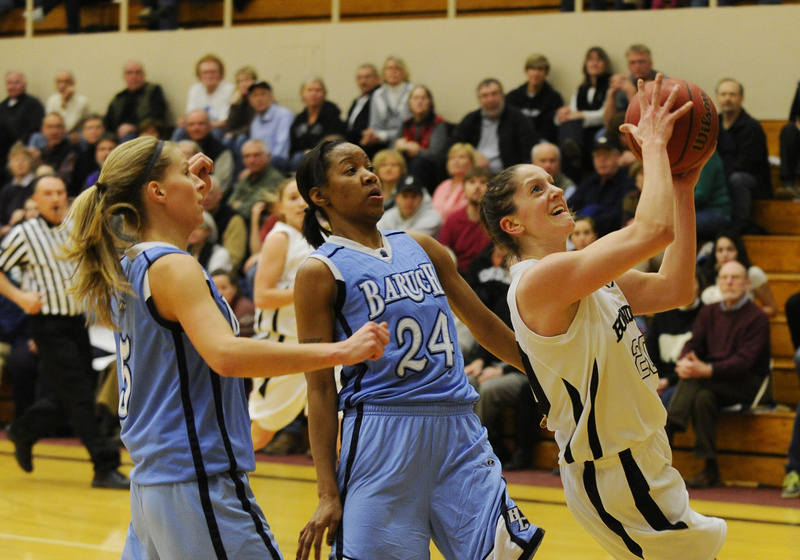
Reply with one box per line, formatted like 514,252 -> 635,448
295,139 -> 345,248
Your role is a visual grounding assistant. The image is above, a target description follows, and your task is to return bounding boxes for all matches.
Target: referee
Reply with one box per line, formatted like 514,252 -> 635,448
0,175 -> 129,489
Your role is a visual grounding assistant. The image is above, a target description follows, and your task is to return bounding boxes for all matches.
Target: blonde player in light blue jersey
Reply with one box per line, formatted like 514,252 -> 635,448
64,137 -> 389,560
480,75 -> 726,559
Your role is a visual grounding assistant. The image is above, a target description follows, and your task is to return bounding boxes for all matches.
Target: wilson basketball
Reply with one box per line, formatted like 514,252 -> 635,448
625,78 -> 718,175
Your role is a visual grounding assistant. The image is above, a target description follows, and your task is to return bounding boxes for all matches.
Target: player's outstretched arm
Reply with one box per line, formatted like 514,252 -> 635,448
517,75 -> 694,320
295,257 -> 343,560
410,231 -> 524,372
148,253 -> 388,378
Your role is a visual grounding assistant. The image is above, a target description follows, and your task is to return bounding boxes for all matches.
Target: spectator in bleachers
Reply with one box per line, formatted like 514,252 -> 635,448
782,291 -> 800,499
569,216 -> 598,251
556,47 -> 613,181
438,166 -> 492,274
44,70 -> 89,140
345,63 -> 381,148
568,132 -> 636,237
693,150 -> 732,241
431,142 -> 475,221
0,71 -> 44,146
226,66 -> 257,141
608,44 -> 661,121
187,211 -> 233,274
70,114 -> 105,193
777,79 -> 800,199
103,61 -> 168,143
0,292 -> 38,420
203,175 -> 247,274
248,80 -> 294,172
699,229 -> 778,317
666,260 -> 771,489
224,65 -> 257,176
645,269 -> 706,409
394,84 -> 450,193
177,54 -> 235,138
394,85 -> 448,191
531,142 -> 576,201
137,118 -> 163,138
211,269 -> 255,339
249,177 -> 313,454
505,54 -> 564,144
461,242 -> 528,468
289,77 -> 346,170
452,78 -> 537,175
82,133 -> 116,190
373,148 -> 406,209
36,113 -> 77,190
228,138 -> 285,219
716,78 -> 772,229
184,109 -> 234,193
23,0 -> 81,33
360,56 -> 414,158
377,174 -> 441,238
0,142 -> 35,237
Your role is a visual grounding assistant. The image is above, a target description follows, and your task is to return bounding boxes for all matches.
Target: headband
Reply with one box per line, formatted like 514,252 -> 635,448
136,139 -> 165,189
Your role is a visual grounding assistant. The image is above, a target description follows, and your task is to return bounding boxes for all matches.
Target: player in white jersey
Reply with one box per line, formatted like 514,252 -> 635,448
63,137 -> 389,559
480,75 -> 726,559
250,178 -> 315,451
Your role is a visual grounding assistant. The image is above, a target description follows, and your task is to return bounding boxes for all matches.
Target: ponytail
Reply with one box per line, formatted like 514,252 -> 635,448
301,205 -> 331,249
64,137 -> 172,330
64,185 -> 132,330
296,138 -> 345,248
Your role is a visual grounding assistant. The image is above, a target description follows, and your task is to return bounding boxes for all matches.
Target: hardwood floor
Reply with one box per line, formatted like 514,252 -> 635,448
1,439 -> 799,559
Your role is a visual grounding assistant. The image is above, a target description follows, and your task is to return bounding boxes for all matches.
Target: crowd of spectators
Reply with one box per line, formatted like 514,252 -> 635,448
0,45 -> 795,490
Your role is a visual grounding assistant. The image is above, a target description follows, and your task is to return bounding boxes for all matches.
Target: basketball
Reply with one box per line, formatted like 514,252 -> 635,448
624,78 -> 718,174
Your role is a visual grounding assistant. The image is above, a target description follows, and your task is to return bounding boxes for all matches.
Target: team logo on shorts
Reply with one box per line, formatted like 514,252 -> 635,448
507,506 -> 530,530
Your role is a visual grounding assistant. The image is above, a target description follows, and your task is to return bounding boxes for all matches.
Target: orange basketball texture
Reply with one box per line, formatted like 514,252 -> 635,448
624,78 -> 718,174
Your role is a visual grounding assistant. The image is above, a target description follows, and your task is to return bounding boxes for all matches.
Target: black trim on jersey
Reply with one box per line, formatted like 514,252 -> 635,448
583,460 -> 644,559
271,308 -> 280,334
333,278 -> 351,336
561,379 -> 583,465
142,251 -> 184,331
258,378 -> 269,397
174,332 -> 227,559
208,371 -> 281,558
517,343 -> 550,418
343,363 -> 368,410
619,448 -> 689,532
587,360 -> 603,460
336,402 -> 365,560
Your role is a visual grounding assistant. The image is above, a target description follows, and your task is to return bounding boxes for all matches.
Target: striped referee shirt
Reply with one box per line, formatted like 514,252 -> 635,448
0,216 -> 80,316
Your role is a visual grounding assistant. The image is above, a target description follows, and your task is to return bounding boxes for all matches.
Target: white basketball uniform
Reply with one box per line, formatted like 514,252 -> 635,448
508,258 -> 726,560
249,221 -> 314,432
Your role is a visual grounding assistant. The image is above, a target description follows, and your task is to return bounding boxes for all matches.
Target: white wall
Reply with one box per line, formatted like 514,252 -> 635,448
2,6 -> 798,125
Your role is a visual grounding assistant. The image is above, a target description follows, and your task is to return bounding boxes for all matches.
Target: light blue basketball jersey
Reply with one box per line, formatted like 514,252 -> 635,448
116,242 -> 255,485
310,231 -> 478,409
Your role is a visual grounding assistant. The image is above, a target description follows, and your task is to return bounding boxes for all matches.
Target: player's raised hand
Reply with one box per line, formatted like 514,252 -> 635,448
187,152 -> 214,190
620,73 -> 693,150
339,321 -> 390,364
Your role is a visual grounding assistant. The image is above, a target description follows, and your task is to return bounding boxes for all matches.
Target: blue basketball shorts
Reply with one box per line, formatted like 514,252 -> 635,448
331,402 -> 544,560
122,471 -> 283,560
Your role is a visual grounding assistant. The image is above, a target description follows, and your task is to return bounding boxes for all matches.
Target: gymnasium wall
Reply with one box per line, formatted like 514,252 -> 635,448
0,5 -> 797,126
